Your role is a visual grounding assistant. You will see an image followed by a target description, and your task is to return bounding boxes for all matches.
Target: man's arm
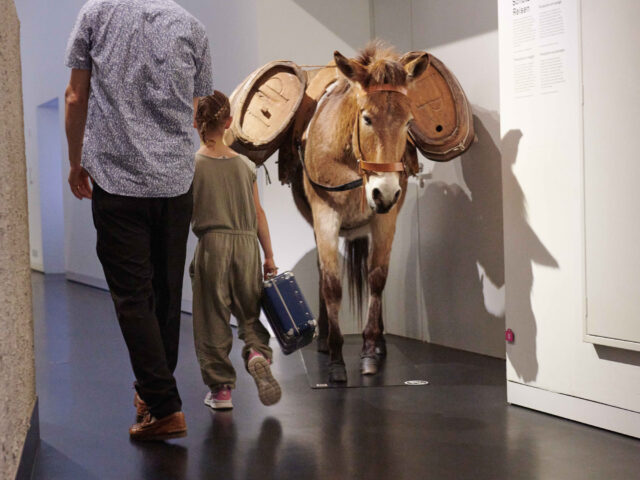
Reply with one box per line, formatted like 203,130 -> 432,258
193,97 -> 200,129
65,68 -> 92,199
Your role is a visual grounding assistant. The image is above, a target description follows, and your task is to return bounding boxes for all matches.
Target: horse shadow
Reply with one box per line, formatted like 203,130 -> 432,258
405,110 -> 505,357
291,247 -> 363,336
404,110 -> 557,382
500,127 -> 558,382
288,112 -> 557,383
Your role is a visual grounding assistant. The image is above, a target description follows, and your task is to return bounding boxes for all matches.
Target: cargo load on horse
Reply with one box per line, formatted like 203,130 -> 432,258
227,42 -> 474,383
223,61 -> 307,165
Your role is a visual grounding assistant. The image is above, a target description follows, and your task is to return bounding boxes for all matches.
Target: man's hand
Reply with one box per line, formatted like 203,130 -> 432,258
65,68 -> 91,200
263,258 -> 278,280
68,165 -> 93,199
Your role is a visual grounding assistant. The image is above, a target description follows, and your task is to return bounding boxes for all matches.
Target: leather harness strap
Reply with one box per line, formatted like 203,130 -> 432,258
298,83 -> 408,195
296,140 -> 363,192
365,84 -> 408,96
360,161 -> 405,172
352,87 -> 408,175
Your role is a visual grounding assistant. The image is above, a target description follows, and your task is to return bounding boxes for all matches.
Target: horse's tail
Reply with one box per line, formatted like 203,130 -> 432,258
344,236 -> 369,325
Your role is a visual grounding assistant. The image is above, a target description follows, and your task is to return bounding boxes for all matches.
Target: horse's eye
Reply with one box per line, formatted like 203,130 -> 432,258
362,115 -> 372,126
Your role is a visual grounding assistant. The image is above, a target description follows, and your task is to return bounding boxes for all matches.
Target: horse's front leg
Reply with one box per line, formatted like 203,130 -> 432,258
312,207 -> 347,382
316,273 -> 330,353
361,211 -> 397,375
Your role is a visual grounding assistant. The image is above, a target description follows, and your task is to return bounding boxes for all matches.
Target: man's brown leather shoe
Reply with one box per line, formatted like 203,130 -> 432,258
134,391 -> 148,423
129,411 -> 187,441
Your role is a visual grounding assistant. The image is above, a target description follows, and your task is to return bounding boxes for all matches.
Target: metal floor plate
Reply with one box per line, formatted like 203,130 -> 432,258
299,334 -> 428,388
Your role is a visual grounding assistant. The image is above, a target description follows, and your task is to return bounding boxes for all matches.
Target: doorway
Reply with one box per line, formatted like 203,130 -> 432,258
36,98 -> 65,274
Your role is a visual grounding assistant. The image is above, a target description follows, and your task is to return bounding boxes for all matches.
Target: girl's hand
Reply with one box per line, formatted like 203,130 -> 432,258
263,258 -> 278,280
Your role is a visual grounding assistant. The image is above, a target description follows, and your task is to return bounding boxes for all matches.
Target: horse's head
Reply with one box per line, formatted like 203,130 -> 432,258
334,46 -> 429,214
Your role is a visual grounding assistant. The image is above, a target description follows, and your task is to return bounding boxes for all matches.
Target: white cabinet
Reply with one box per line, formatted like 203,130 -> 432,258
582,0 -> 640,351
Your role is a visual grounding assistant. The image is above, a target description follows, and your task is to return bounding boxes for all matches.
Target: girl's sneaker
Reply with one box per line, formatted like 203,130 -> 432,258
247,351 -> 281,406
204,386 -> 233,410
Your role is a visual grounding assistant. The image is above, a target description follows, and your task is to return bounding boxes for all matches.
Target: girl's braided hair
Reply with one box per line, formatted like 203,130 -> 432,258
196,90 -> 231,143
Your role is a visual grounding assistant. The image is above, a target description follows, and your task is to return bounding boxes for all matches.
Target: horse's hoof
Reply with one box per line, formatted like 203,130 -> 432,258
328,363 -> 347,383
374,341 -> 387,357
360,356 -> 378,375
317,337 -> 329,354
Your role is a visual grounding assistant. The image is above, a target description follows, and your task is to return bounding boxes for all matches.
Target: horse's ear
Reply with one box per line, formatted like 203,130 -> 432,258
334,51 -> 368,84
401,51 -> 430,80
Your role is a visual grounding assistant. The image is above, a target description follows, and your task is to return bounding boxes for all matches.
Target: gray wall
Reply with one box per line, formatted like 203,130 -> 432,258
0,1 -> 37,478
254,0 -> 372,334
374,0 -> 505,357
17,0 -> 261,309
18,0 -> 504,357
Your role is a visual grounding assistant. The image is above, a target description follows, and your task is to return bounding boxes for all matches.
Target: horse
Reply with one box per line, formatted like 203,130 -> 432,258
287,43 -> 430,383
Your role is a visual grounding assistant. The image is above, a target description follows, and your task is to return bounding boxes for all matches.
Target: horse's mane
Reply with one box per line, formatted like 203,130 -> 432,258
355,40 -> 406,87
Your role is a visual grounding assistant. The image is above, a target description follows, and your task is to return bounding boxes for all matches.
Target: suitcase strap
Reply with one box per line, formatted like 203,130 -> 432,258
271,280 -> 301,335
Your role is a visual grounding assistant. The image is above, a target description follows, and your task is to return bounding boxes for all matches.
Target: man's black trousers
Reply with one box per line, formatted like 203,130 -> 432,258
91,183 -> 193,419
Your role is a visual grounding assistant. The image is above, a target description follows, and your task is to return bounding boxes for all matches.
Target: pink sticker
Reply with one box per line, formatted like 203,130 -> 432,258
505,329 -> 515,343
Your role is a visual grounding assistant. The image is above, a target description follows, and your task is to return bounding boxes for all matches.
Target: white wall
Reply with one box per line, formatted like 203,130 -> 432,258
18,0 -> 79,272
17,0 -> 370,320
253,0 -> 371,334
374,0 -> 505,358
499,0 -> 640,437
251,0 -> 505,350
17,0 -> 261,305
176,0 -> 260,310
19,0 -> 504,350
36,98 -> 66,273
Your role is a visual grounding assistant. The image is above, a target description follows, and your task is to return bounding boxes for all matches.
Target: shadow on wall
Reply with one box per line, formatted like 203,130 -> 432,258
291,247 -> 361,335
287,116 -> 557,372
501,128 -> 558,382
407,110 -> 506,359
292,0 -> 371,49
595,345 -> 640,367
409,0 -> 498,48
291,248 -> 321,319
408,111 -> 558,374
292,0 -> 498,52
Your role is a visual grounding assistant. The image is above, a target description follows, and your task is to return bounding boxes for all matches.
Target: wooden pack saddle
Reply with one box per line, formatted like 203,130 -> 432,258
224,53 -> 475,183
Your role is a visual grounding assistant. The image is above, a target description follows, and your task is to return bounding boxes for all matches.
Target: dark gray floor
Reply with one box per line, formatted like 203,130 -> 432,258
31,273 -> 640,480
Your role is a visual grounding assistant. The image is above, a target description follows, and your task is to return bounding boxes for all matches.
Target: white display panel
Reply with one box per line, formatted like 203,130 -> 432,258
500,0 -> 640,436
582,0 -> 640,351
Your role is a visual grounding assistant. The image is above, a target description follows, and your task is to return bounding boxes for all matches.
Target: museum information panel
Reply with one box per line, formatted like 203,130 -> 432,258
583,0 -> 640,350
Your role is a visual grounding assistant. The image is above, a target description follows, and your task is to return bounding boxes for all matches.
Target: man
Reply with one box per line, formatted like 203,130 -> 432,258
64,0 -> 212,441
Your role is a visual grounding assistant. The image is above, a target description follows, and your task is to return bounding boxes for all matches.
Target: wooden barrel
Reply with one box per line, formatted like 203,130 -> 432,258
224,61 -> 307,165
405,52 -> 474,162
278,65 -> 339,184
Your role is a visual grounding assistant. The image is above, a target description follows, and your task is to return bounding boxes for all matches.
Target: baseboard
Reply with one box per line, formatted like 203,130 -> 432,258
15,398 -> 40,480
65,271 -> 109,291
30,263 -> 44,273
66,271 -> 195,316
507,381 -> 640,438
181,298 -> 193,315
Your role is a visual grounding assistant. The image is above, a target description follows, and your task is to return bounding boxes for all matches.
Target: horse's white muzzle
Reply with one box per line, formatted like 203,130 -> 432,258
365,172 -> 402,213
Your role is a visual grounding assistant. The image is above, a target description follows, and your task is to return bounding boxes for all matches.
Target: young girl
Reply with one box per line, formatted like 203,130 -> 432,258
190,91 -> 280,409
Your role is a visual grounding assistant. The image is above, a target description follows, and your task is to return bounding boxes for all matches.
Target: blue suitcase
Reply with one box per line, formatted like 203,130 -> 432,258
262,271 -> 317,355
